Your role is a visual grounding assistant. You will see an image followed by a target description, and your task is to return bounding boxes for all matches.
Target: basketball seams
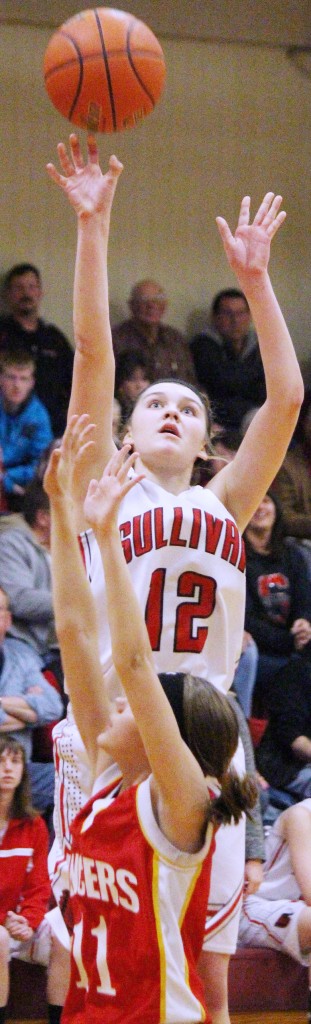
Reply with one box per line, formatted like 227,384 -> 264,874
44,30 -> 84,121
94,8 -> 117,132
45,50 -> 164,72
126,24 -> 155,106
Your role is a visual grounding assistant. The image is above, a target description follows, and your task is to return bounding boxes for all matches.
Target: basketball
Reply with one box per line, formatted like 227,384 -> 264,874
43,7 -> 166,133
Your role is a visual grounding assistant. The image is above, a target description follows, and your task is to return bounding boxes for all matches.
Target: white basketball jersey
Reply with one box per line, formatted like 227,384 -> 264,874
80,477 -> 246,695
260,799 -> 311,901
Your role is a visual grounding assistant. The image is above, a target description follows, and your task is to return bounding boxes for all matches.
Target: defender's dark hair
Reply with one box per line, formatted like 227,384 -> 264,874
0,736 -> 36,819
159,672 -> 257,827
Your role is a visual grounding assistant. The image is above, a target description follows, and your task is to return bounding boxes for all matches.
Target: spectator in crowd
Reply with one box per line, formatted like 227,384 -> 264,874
0,263 -> 73,436
0,736 -> 52,1024
254,659 -> 311,802
0,350 -> 53,512
244,490 -> 311,718
0,479 -> 63,687
0,589 -> 63,824
112,278 -> 197,384
114,348 -> 150,427
190,288 -> 266,429
238,797 -> 311,1023
271,389 -> 311,543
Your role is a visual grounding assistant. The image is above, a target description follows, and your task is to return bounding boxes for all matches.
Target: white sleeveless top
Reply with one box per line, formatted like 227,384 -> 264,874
80,477 -> 246,695
259,798 -> 311,901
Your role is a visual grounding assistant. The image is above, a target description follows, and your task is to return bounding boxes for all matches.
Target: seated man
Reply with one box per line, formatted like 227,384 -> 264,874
0,350 -> 53,511
0,478 -> 62,685
112,278 -> 197,384
0,587 -> 63,825
0,262 -> 73,436
190,288 -> 266,429
238,799 -> 311,1023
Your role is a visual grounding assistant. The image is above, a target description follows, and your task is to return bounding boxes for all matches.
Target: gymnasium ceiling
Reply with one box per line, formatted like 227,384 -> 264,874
0,0 -> 310,49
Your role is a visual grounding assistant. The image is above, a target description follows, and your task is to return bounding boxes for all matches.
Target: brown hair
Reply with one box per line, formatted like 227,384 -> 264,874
160,672 -> 257,826
0,350 -> 36,373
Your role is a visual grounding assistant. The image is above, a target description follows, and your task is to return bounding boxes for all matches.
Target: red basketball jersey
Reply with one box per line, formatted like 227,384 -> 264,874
62,773 -> 215,1024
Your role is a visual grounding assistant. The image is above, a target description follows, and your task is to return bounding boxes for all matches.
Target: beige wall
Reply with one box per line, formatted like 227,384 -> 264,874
0,21 -> 310,378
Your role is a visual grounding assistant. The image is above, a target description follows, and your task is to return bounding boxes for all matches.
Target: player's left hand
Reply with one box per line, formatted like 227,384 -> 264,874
216,192 -> 286,283
46,134 -> 123,220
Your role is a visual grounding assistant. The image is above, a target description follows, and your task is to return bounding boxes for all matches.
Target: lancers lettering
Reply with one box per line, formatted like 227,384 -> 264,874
69,853 -> 139,913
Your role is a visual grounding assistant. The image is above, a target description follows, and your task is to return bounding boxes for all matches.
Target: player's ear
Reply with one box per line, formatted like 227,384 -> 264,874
197,441 -> 208,462
122,424 -> 134,449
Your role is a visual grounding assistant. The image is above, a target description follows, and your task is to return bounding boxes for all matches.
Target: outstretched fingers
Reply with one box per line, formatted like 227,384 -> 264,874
237,195 -> 251,228
102,444 -> 144,492
253,191 -> 286,237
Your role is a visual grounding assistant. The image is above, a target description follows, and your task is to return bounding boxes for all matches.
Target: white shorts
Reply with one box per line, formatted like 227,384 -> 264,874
9,918 -> 51,967
238,894 -> 309,967
202,737 -> 246,955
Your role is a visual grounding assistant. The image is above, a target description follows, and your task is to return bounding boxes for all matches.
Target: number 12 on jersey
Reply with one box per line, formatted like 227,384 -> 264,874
145,569 -> 217,652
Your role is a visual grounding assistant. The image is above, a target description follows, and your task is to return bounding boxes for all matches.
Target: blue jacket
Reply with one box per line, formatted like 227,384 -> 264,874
0,392 -> 53,494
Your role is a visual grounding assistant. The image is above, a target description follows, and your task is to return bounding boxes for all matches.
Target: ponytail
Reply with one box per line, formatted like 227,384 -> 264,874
207,769 -> 258,828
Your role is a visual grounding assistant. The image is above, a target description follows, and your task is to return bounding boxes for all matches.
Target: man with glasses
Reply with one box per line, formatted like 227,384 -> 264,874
112,278 -> 197,385
190,288 -> 266,430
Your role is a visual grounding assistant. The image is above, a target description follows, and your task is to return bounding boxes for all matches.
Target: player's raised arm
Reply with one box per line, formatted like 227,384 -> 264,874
46,135 -> 123,516
43,415 -> 112,775
210,192 -> 304,532
83,447 -> 211,853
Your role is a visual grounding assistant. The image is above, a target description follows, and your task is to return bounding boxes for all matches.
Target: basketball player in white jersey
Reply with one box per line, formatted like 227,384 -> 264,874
46,134 -> 303,1024
45,419 -> 257,1024
239,799 -> 311,1021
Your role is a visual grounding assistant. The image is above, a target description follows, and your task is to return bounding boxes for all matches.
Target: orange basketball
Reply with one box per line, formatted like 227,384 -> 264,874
43,7 -> 166,133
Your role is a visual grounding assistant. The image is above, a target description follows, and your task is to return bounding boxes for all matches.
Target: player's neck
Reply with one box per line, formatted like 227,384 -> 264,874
138,458 -> 193,495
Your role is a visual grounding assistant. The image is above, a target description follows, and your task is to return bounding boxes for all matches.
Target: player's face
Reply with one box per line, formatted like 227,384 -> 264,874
98,698 -> 144,761
129,382 -> 208,472
0,748 -> 24,793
